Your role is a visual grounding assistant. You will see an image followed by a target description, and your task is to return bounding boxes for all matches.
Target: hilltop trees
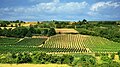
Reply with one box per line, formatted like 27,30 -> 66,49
0,27 -> 56,38
12,27 -> 28,38
48,28 -> 56,36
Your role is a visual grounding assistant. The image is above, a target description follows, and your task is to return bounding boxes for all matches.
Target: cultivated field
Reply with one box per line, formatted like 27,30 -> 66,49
0,64 -> 70,67
55,28 -> 79,34
0,38 -> 47,53
41,34 -> 120,53
8,22 -> 38,27
1,34 -> 120,53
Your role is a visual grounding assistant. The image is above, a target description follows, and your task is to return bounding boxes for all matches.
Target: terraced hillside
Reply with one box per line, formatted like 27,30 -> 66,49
41,34 -> 120,53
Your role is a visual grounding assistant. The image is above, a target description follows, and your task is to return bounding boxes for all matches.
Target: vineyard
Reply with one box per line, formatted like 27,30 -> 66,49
1,34 -> 120,53
0,38 -> 47,53
41,34 -> 120,53
16,38 -> 47,46
0,38 -> 20,45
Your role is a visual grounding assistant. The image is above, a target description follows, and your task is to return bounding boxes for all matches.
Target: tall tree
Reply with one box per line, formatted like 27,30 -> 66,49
48,28 -> 56,36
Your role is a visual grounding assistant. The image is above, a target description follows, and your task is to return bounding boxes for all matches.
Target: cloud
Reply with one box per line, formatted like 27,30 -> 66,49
87,1 -> 120,20
90,1 -> 120,11
0,0 -> 89,21
0,0 -> 120,21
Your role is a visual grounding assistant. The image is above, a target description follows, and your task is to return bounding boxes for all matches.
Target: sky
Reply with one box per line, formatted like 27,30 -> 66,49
0,0 -> 120,21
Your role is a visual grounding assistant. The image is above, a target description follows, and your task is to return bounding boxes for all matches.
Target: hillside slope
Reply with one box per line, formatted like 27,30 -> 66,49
41,34 -> 120,52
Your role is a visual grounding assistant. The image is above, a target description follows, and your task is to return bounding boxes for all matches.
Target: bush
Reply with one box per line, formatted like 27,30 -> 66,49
101,56 -> 112,63
111,53 -> 115,60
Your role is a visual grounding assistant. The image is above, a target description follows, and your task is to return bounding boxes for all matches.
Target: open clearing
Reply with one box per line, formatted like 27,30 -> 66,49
55,28 -> 79,34
0,64 -> 70,67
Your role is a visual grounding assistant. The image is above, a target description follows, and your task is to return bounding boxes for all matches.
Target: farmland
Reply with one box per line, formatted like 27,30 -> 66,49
0,38 -> 47,53
41,34 -> 120,53
1,20 -> 120,66
55,28 -> 79,34
0,34 -> 120,53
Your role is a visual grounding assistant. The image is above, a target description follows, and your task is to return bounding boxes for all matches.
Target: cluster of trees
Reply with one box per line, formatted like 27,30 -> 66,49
0,26 -> 56,38
0,21 -> 10,27
73,53 -> 120,67
0,20 -> 25,27
98,21 -> 117,25
76,21 -> 120,43
0,52 -> 74,64
0,52 -> 120,66
73,55 -> 96,67
36,19 -> 88,28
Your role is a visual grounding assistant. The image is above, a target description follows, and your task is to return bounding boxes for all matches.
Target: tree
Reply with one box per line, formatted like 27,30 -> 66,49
26,31 -> 32,37
41,29 -> 48,35
6,28 -> 12,37
37,21 -> 40,24
101,56 -> 112,63
61,55 -> 74,64
2,28 -> 8,36
0,28 -> 2,36
16,20 -> 19,23
80,55 -> 96,65
18,23 -> 21,27
47,28 -> 56,36
12,27 -> 28,38
36,29 -> 41,34
82,19 -> 87,23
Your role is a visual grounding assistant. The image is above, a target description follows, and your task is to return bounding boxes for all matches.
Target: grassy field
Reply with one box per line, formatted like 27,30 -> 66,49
0,64 -> 70,67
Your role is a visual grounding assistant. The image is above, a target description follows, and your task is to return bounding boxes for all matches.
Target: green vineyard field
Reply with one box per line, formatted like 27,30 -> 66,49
0,38 -> 47,53
41,34 -> 120,53
0,34 -> 120,53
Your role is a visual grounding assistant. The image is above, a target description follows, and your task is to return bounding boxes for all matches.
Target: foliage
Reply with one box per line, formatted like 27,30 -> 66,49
111,53 -> 115,60
12,27 -> 28,38
73,55 -> 96,67
47,28 -> 56,36
0,52 -> 74,64
101,56 -> 112,63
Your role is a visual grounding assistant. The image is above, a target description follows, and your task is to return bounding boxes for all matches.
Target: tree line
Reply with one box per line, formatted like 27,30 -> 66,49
0,26 -> 56,38
0,52 -> 120,67
0,52 -> 74,64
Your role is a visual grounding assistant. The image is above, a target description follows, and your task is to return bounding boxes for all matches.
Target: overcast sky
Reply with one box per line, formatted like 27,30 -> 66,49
0,0 -> 120,21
